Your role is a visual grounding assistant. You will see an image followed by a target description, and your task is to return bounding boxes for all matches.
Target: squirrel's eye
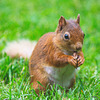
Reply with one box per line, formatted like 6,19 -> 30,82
83,34 -> 85,38
64,34 -> 69,39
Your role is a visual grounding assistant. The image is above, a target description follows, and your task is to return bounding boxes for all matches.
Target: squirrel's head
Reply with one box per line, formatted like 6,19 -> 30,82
54,14 -> 85,53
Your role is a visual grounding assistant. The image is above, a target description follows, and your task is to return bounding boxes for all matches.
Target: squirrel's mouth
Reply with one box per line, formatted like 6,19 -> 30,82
68,49 -> 80,54
73,51 -> 77,53
73,50 -> 81,53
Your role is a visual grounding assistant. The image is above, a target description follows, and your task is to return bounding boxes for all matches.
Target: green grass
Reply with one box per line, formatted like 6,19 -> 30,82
0,0 -> 100,99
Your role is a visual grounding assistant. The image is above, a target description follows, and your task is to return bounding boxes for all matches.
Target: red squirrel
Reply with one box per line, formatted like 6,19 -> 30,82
29,14 -> 85,94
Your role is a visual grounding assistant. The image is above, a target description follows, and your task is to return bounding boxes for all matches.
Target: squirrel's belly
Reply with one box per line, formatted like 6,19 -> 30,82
44,65 -> 76,88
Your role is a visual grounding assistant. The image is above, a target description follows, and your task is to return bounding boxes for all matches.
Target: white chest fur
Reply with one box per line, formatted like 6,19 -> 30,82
44,65 -> 76,88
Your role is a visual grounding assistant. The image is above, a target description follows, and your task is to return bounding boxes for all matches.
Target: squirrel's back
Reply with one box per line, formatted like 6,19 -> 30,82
3,32 -> 55,59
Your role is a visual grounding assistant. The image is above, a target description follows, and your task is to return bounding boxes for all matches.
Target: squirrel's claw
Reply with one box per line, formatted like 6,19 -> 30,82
77,56 -> 85,67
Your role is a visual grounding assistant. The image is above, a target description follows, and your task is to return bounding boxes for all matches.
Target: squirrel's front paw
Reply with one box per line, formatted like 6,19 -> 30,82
68,56 -> 78,68
77,56 -> 85,67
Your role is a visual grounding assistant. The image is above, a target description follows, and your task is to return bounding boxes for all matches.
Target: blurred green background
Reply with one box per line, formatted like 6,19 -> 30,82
0,0 -> 100,99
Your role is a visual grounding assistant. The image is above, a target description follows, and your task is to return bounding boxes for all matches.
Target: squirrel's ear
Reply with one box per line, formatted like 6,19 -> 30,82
76,14 -> 80,24
55,16 -> 66,33
59,16 -> 66,31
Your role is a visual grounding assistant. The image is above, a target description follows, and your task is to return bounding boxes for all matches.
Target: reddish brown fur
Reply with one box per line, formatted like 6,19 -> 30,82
29,15 -> 85,94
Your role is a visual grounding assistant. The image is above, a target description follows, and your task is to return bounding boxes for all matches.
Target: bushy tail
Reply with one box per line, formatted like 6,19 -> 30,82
3,39 -> 37,59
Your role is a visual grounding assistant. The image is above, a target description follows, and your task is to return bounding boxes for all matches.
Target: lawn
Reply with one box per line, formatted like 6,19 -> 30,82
0,0 -> 100,99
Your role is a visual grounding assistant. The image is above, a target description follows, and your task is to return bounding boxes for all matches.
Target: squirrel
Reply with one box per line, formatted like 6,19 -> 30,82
4,14 -> 85,94
29,14 -> 85,93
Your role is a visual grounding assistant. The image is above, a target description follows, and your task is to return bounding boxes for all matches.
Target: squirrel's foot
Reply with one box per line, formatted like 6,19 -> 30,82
68,56 -> 78,68
77,55 -> 85,67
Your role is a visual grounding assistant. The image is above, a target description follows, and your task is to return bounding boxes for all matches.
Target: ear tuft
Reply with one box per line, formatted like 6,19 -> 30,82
59,16 -> 66,27
76,14 -> 80,24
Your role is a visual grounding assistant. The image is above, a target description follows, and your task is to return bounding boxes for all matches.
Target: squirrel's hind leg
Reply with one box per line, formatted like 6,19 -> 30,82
30,67 -> 49,94
66,77 -> 76,93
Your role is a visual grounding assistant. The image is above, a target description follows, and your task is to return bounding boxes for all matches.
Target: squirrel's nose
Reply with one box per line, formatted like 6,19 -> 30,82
76,42 -> 82,51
